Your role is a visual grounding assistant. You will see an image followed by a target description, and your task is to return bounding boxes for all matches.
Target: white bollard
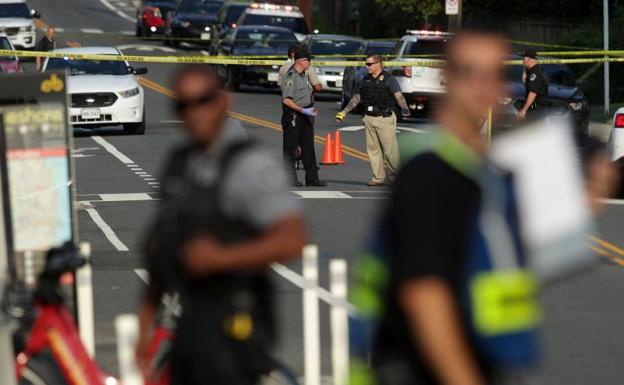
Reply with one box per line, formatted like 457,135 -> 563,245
330,259 -> 349,385
303,245 -> 321,385
115,314 -> 144,385
76,242 -> 95,357
0,327 -> 17,385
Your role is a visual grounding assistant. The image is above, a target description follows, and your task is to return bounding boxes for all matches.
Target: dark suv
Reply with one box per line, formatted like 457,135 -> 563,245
164,0 -> 224,47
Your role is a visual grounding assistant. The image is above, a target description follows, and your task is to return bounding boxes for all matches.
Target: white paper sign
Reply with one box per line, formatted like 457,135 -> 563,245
446,0 -> 459,15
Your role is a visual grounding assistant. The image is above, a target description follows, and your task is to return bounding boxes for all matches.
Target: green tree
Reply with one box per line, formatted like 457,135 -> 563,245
375,0 -> 443,31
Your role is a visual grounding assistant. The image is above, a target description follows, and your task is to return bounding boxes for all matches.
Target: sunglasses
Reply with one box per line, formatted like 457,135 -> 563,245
176,90 -> 221,112
365,61 -> 380,67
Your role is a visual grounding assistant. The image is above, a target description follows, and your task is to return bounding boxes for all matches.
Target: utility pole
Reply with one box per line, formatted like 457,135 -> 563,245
298,0 -> 312,31
604,0 -> 610,116
447,0 -> 462,32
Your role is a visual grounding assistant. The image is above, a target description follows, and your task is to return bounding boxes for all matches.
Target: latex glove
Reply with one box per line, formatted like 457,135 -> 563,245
302,107 -> 318,117
401,108 -> 411,117
335,111 -> 346,122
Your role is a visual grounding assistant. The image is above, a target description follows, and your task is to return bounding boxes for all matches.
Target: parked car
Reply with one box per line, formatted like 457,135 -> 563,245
497,58 -> 590,138
303,34 -> 364,93
608,108 -> 624,162
0,31 -> 24,73
388,30 -> 450,119
216,25 -> 297,90
236,2 -> 308,41
341,40 -> 397,109
43,47 -> 148,135
164,0 -> 224,47
0,0 -> 40,50
135,0 -> 177,37
208,1 -> 250,53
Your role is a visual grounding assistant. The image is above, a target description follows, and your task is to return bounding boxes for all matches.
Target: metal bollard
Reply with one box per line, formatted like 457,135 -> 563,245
115,314 -> 144,385
303,245 -> 321,385
76,242 -> 95,357
330,259 -> 349,385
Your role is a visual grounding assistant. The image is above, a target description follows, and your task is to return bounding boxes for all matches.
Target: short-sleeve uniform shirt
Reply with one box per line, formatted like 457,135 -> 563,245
524,65 -> 548,108
282,68 -> 313,108
278,59 -> 320,89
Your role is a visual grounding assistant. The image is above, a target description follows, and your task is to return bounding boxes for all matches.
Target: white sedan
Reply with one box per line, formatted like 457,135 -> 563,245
608,107 -> 624,161
43,46 -> 147,135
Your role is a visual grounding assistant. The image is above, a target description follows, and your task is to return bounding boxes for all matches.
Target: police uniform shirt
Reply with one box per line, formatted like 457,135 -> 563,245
282,68 -> 313,108
525,65 -> 548,107
278,59 -> 320,89
173,119 -> 300,229
35,36 -> 55,52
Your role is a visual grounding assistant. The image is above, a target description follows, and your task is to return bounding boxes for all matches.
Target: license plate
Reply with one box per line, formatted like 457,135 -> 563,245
413,67 -> 426,77
267,72 -> 279,82
81,108 -> 100,119
200,33 -> 211,40
335,79 -> 343,88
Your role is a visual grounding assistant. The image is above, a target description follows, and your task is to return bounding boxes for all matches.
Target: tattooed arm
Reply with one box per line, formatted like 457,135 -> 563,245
394,92 -> 411,117
342,94 -> 361,115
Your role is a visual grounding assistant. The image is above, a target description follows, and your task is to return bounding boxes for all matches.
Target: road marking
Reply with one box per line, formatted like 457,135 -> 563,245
81,28 -> 104,34
55,27 -> 65,33
91,136 -> 134,164
85,208 -> 129,251
96,0 -> 135,22
99,193 -> 153,202
601,198 -> 624,205
121,31 -> 134,36
294,191 -> 351,199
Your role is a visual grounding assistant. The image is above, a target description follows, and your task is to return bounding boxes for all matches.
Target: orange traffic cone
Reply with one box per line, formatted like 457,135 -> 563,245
320,132 -> 336,165
333,131 -> 346,164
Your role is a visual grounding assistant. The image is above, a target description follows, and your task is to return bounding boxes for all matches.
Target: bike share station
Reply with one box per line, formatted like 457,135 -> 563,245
0,71 -> 138,385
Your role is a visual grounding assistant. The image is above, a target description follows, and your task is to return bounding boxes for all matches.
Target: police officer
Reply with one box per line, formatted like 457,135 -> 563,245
35,26 -> 56,72
137,66 -> 306,385
278,44 -> 321,92
335,54 -> 410,186
282,46 -> 327,187
517,50 -> 548,121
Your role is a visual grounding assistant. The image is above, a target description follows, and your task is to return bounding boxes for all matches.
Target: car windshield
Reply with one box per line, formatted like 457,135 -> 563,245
0,37 -> 16,60
309,39 -> 363,55
235,30 -> 296,49
365,43 -> 396,56
225,5 -> 247,24
241,14 -> 309,34
396,39 -> 447,57
0,3 -> 30,18
46,57 -> 130,76
179,0 -> 222,14
505,64 -> 577,87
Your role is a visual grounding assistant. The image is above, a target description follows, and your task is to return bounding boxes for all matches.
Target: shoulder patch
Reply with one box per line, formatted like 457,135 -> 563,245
529,73 -> 537,81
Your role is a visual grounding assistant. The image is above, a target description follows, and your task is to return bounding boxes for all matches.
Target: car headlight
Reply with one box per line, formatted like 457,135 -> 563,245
19,26 -> 31,32
498,96 -> 513,105
204,26 -> 211,32
569,102 -> 584,111
180,21 -> 191,28
314,67 -> 322,74
119,87 -> 140,98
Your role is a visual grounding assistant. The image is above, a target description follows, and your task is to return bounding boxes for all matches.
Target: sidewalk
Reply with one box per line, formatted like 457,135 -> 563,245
589,121 -> 612,142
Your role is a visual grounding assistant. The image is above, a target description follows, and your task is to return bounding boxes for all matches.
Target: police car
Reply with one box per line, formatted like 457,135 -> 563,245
389,30 -> 450,118
0,29 -> 23,72
0,0 -> 39,50
608,109 -> 624,161
236,2 -> 308,41
42,47 -> 148,135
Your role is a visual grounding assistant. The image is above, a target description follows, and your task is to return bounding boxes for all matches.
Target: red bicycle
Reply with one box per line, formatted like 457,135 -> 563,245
9,243 -> 117,385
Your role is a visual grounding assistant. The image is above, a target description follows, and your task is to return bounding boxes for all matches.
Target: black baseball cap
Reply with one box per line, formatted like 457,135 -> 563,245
522,50 -> 537,59
294,46 -> 312,61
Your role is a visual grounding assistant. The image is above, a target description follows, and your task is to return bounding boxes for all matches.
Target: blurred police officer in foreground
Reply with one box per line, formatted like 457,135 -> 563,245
517,50 -> 548,121
336,54 -> 410,186
279,44 -> 321,92
282,47 -> 327,187
137,66 -> 306,385
35,26 -> 55,72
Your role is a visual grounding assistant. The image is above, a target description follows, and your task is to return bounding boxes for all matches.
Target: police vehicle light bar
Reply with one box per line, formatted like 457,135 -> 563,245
406,30 -> 453,37
250,3 -> 300,12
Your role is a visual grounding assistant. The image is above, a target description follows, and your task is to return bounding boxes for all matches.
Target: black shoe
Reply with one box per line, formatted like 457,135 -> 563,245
290,181 -> 304,187
306,180 -> 328,187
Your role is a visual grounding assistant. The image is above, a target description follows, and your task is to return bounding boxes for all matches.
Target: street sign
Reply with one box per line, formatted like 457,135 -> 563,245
446,0 -> 459,15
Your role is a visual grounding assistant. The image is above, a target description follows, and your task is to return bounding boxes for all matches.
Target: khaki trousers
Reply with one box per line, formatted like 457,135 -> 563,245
363,112 -> 400,183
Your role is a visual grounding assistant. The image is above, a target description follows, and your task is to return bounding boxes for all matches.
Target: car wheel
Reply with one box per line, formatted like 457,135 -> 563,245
124,110 -> 146,135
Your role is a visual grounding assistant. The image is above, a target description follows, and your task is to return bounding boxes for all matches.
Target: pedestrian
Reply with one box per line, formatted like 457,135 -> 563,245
282,46 -> 327,187
359,27 -> 540,385
35,26 -> 56,72
278,44 -> 322,92
136,65 -> 306,385
335,54 -> 410,186
517,50 -> 548,121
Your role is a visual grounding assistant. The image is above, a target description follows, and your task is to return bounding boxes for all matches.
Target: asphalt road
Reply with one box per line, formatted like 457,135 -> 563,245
14,1 -> 624,383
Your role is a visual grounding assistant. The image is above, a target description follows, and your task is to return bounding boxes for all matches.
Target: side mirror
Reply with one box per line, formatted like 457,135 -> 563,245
133,67 -> 148,75
30,9 -> 41,18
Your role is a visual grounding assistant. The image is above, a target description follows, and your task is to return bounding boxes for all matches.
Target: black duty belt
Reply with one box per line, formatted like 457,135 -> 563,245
364,109 -> 394,118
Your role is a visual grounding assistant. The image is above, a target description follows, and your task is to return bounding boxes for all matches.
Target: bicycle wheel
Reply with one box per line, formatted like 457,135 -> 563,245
20,352 -> 69,385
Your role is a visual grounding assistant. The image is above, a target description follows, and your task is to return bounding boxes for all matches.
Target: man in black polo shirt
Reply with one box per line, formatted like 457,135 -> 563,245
517,50 -> 548,121
35,26 -> 56,72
